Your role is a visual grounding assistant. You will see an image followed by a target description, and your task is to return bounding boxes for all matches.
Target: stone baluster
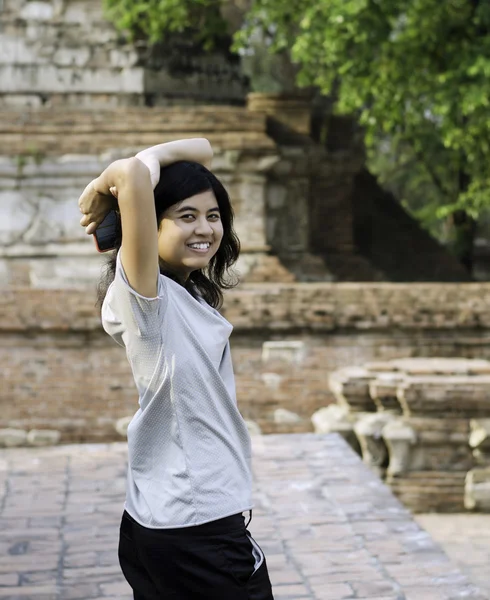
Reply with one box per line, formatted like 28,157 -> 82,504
465,419 -> 490,511
311,404 -> 361,455
382,420 -> 416,475
328,367 -> 377,413
353,413 -> 396,477
369,373 -> 404,414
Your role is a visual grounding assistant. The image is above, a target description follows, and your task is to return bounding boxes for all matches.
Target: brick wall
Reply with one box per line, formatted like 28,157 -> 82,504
3,283 -> 490,443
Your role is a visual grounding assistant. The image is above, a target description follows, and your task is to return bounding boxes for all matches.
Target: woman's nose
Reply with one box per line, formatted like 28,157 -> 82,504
194,218 -> 213,234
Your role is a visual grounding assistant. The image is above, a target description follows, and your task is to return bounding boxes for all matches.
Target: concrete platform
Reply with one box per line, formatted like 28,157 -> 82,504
0,433 -> 487,600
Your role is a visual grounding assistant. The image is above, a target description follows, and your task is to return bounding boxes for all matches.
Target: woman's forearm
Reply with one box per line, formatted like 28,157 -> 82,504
135,138 -> 213,169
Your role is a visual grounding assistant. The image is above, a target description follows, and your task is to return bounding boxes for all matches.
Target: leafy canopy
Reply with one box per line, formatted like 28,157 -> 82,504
237,0 -> 490,218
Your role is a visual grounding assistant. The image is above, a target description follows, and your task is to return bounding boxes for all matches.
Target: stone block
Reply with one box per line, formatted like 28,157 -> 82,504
387,471 -> 466,512
0,94 -> 43,108
0,191 -> 34,245
472,449 -> 490,466
469,419 -> 490,452
364,361 -> 398,373
244,420 -> 262,436
465,468 -> 490,511
262,341 -> 305,365
26,429 -> 61,446
397,375 -> 490,417
109,48 -> 139,69
0,36 -> 45,65
53,47 -> 91,68
20,2 -> 54,21
0,260 -> 10,286
369,373 -> 405,413
382,419 -> 417,475
354,413 -> 395,475
115,416 -> 132,437
239,254 -> 296,283
0,65 -> 145,94
274,408 -> 302,424
311,404 -> 361,454
261,373 -> 283,391
0,428 -> 27,447
387,417 -> 473,472
29,256 -> 106,289
391,357 -> 490,375
328,367 -> 376,412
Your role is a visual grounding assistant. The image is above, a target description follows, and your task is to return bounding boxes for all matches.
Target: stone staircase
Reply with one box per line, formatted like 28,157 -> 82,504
0,107 -> 274,156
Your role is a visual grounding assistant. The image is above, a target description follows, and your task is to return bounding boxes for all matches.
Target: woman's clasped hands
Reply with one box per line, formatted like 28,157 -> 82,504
78,151 -> 160,236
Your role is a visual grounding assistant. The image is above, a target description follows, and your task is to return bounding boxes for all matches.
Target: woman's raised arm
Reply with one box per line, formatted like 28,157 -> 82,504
136,138 -> 213,189
79,157 -> 159,298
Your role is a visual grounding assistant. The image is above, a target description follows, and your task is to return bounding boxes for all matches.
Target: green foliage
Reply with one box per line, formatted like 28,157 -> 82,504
235,0 -> 490,222
103,0 -> 228,49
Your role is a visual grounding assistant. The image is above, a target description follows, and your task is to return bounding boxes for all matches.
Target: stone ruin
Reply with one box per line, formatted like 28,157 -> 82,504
0,0 -> 472,289
312,358 -> 490,513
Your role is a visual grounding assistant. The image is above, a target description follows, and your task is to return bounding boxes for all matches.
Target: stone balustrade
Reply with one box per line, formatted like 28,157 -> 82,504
314,358 -> 490,512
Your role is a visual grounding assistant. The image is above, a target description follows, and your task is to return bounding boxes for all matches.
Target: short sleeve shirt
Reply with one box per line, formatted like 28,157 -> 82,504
101,249 -> 253,528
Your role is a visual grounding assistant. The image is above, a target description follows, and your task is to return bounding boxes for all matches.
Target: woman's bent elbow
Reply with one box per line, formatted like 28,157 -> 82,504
117,157 -> 151,188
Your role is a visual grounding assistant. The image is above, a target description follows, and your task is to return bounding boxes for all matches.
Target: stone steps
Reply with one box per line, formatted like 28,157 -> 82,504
0,107 -> 265,131
0,107 -> 275,155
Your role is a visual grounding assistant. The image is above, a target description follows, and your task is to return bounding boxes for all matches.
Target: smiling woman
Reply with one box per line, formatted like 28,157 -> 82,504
77,139 -> 275,600
158,189 -> 224,277
93,159 -> 241,310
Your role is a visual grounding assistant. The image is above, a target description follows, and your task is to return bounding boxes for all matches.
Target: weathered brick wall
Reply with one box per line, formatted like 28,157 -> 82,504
3,283 -> 490,443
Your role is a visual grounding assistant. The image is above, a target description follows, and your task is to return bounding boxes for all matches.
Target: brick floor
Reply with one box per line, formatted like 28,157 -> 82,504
0,433 -> 487,599
415,513 -> 490,600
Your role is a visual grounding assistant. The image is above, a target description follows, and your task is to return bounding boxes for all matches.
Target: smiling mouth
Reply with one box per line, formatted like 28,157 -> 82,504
187,242 -> 211,250
187,242 -> 212,252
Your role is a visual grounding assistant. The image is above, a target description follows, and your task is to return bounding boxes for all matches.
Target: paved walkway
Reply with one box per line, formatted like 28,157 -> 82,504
415,513 -> 490,600
0,433 -> 487,600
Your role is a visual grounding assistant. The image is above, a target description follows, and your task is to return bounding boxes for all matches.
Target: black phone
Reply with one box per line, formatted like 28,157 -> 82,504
93,210 -> 119,253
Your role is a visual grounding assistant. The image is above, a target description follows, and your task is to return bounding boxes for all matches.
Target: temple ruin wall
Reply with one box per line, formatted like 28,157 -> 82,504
3,282 -> 490,443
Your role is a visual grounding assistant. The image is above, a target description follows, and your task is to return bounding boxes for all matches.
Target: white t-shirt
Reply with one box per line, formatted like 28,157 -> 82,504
101,249 -> 254,528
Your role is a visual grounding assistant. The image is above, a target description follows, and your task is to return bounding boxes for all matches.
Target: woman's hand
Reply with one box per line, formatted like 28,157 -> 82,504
78,178 -> 117,235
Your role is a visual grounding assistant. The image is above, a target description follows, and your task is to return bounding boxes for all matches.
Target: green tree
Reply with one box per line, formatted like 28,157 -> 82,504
235,0 -> 490,269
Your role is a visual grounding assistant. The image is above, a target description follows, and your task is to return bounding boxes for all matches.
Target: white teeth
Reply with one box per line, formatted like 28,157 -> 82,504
188,243 -> 210,249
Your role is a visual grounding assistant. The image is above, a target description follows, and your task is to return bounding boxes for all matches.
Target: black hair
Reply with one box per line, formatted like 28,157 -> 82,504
96,161 -> 241,310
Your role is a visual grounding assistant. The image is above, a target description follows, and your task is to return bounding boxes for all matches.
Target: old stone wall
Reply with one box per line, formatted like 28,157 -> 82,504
3,283 -> 490,445
0,106 -> 317,287
0,0 -> 246,108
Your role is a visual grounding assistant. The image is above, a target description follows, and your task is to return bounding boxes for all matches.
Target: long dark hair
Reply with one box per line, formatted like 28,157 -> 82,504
96,161 -> 241,310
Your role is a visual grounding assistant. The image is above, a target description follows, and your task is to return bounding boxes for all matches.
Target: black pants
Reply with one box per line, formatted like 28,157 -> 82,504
118,510 -> 275,599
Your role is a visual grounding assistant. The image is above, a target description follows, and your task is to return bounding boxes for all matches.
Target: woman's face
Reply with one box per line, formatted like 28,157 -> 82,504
157,189 -> 224,280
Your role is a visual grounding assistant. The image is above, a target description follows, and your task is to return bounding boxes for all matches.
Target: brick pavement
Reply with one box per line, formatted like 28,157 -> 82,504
415,514 -> 490,600
0,433 -> 487,600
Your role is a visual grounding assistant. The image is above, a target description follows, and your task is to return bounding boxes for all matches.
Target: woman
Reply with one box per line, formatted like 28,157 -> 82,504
78,138 -> 275,600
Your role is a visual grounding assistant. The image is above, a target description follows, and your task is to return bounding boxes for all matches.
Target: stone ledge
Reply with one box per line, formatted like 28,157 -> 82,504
0,107 -> 275,155
3,284 -> 490,332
